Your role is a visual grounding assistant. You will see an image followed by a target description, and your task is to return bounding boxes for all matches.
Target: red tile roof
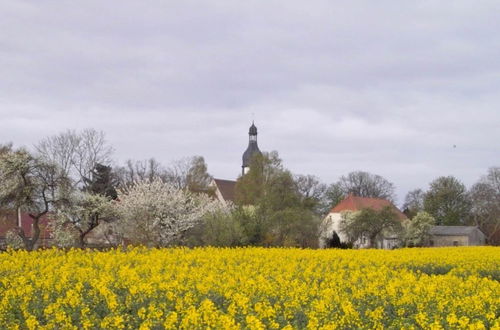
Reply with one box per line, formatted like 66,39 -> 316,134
330,194 -> 407,220
213,178 -> 236,202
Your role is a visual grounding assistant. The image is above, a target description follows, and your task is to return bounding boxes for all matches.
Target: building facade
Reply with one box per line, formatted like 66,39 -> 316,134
0,210 -> 53,248
428,226 -> 486,247
319,194 -> 407,249
211,122 -> 262,205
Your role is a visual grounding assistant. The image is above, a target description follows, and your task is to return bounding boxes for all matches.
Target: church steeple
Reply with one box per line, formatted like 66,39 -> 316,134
242,121 -> 261,175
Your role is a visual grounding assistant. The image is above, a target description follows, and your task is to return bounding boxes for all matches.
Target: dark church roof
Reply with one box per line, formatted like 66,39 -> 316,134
242,143 -> 261,167
249,122 -> 258,135
213,179 -> 236,202
242,122 -> 261,168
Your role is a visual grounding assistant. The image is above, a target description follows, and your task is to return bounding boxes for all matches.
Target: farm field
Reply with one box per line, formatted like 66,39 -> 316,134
0,247 -> 499,329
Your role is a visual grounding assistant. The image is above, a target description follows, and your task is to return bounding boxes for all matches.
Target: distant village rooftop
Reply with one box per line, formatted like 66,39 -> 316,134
329,194 -> 407,220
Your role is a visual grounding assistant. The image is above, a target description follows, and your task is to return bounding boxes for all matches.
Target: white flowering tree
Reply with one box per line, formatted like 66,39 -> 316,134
0,149 -> 70,250
403,211 -> 436,247
52,192 -> 115,248
115,179 -> 221,247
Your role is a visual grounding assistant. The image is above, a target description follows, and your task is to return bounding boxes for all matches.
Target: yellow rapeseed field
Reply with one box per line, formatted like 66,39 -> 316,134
0,247 -> 498,329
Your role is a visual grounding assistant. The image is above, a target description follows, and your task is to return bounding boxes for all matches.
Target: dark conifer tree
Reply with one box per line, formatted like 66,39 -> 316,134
85,163 -> 118,200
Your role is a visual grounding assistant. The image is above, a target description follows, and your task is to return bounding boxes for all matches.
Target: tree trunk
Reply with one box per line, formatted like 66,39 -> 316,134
18,214 -> 44,251
28,215 -> 41,251
78,233 -> 86,248
79,222 -> 98,248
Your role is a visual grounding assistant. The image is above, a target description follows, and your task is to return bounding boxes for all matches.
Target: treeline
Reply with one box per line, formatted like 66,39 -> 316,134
0,129 -> 498,250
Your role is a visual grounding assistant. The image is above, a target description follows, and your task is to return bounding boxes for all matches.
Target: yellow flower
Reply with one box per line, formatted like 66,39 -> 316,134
447,312 -> 458,325
0,246 -> 497,329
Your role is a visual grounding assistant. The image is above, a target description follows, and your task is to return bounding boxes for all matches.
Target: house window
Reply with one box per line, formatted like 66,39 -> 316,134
453,241 -> 459,246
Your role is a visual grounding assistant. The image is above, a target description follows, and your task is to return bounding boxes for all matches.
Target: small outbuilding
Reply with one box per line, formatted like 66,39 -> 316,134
428,226 -> 486,247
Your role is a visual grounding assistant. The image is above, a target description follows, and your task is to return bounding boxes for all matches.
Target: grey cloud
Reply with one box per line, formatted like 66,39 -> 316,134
1,0 -> 499,204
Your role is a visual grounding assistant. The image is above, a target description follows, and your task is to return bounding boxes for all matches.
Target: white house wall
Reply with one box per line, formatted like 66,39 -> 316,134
319,212 -> 401,249
319,212 -> 349,248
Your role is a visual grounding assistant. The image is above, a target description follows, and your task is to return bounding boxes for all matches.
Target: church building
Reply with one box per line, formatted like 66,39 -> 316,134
211,122 -> 262,205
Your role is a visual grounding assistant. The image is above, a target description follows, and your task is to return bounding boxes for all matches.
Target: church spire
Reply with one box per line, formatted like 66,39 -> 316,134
242,122 -> 261,175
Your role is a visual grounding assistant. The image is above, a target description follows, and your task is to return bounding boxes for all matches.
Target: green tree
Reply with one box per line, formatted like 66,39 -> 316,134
234,151 -> 320,248
183,206 -> 247,247
234,152 -> 279,206
85,163 -> 119,199
339,207 -> 402,248
185,156 -> 213,193
424,176 -> 471,225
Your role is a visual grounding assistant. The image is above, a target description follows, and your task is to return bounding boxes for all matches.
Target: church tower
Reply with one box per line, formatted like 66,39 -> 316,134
242,122 -> 262,175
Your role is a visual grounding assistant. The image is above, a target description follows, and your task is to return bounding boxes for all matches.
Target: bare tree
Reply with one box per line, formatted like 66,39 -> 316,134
294,174 -> 328,214
36,129 -> 113,188
115,158 -> 167,188
115,156 -> 212,193
74,129 -> 113,186
470,167 -> 500,244
324,183 -> 345,211
36,131 -> 78,178
0,142 -> 12,155
336,171 -> 396,202
402,188 -> 425,218
165,156 -> 212,192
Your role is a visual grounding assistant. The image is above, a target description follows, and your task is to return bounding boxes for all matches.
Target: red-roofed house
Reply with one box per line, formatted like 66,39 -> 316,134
320,194 -> 407,249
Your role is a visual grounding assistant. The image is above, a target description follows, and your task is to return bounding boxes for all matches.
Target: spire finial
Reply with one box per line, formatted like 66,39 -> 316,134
249,121 -> 257,135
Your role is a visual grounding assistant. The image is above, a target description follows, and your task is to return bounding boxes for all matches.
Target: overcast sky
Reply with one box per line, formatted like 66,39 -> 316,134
1,1 -> 499,205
